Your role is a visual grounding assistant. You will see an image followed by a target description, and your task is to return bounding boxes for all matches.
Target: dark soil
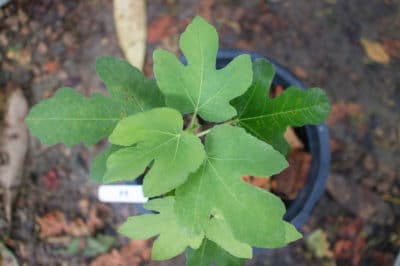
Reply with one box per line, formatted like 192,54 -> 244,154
0,0 -> 399,265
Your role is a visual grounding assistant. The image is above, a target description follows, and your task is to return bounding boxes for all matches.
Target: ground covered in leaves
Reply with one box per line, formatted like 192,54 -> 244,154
0,0 -> 399,265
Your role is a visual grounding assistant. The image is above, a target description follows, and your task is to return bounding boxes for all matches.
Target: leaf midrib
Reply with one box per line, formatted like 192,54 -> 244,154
238,103 -> 324,122
236,82 -> 259,119
208,160 -> 244,208
193,23 -> 205,114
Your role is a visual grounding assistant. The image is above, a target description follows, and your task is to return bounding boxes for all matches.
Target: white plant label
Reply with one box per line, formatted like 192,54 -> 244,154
98,185 -> 148,203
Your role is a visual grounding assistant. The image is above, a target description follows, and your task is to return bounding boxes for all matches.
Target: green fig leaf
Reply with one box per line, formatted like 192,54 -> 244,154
26,57 -> 164,146
175,125 -> 297,248
105,107 -> 205,197
232,59 -> 330,154
284,221 -> 303,244
90,145 -> 120,183
96,56 -> 165,113
118,197 -> 203,260
186,239 -> 246,266
205,214 -> 252,259
153,16 -> 252,122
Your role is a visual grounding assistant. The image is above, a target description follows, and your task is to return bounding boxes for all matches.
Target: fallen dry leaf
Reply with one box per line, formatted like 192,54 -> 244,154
235,39 -> 253,50
382,39 -> 400,59
334,236 -> 366,266
6,48 -> 31,65
334,218 -> 365,266
36,210 -> 68,239
242,175 -> 251,182
242,175 -> 271,190
337,218 -> 363,239
43,61 -> 60,74
120,240 -> 149,261
334,240 -> 353,260
147,15 -> 173,43
274,150 -> 311,200
327,102 -> 347,125
90,240 -> 150,266
360,38 -> 390,64
293,66 -> 308,79
272,84 -> 284,97
306,229 -> 334,259
78,198 -> 90,215
327,101 -> 363,126
37,205 -> 111,239
67,218 -> 90,237
87,203 -> 112,233
346,103 -> 363,117
90,249 -> 127,266
284,127 -> 304,150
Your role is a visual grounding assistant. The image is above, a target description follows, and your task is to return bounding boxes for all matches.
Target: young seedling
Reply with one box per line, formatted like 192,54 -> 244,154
26,16 -> 330,265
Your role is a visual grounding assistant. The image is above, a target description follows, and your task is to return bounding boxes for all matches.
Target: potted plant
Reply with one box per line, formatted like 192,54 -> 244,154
26,16 -> 330,265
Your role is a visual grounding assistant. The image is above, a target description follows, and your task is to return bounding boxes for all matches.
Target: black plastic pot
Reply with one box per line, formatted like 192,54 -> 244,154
214,49 -> 330,229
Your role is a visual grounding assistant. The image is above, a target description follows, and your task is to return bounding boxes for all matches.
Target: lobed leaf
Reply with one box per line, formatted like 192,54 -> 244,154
96,56 -> 164,113
26,57 -> 164,146
90,145 -> 120,183
175,125 -> 298,248
186,239 -> 246,266
284,221 -> 303,243
205,215 -> 252,259
105,107 -> 206,197
232,59 -> 331,154
25,88 -> 126,146
186,223 -> 301,266
153,16 -> 252,122
118,197 -> 202,260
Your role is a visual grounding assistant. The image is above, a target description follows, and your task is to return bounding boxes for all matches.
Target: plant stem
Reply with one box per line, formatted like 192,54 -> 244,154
196,129 -> 210,137
195,119 -> 240,137
226,118 -> 239,125
188,112 -> 198,132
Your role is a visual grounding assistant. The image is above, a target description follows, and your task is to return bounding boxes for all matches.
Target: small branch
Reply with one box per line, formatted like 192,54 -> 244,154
196,129 -> 210,137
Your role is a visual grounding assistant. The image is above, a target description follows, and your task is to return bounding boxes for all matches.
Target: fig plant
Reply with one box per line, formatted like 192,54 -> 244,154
26,16 -> 330,265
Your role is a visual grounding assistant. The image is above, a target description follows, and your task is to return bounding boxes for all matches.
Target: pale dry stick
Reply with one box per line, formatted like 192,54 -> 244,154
113,0 -> 147,70
0,88 -> 29,222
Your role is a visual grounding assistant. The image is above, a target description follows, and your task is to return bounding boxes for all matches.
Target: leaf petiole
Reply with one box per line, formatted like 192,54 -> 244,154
196,129 -> 210,138
195,119 -> 239,137
188,112 -> 199,131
